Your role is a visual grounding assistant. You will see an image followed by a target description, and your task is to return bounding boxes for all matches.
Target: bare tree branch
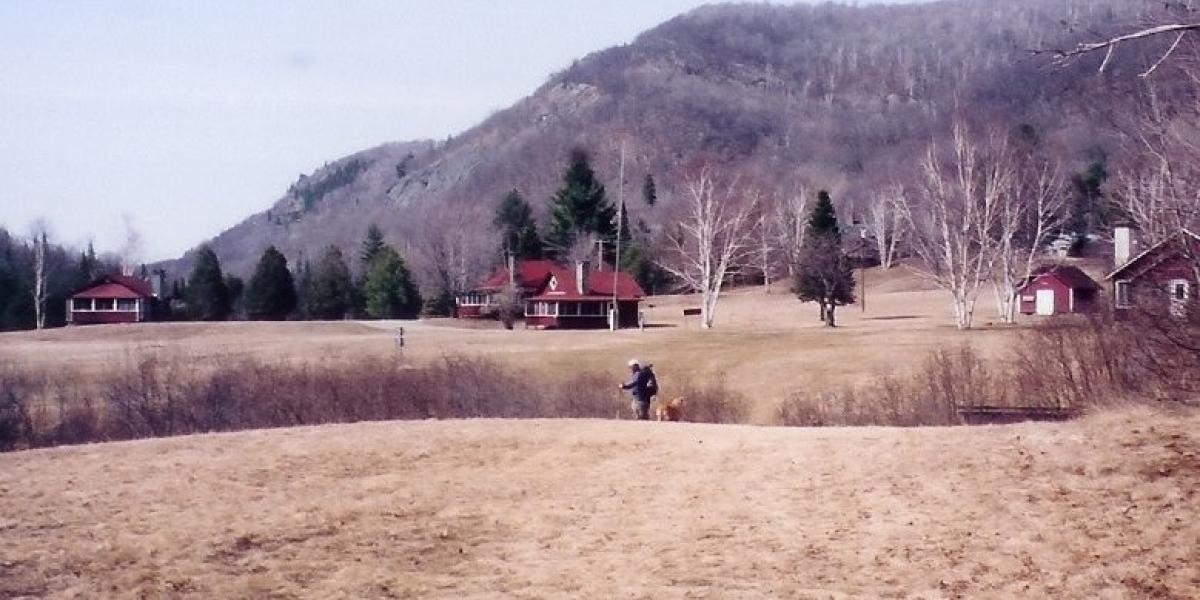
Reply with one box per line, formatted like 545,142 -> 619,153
1044,23 -> 1200,76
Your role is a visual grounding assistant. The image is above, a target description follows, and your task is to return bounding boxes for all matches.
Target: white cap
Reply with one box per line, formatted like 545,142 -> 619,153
628,358 -> 640,367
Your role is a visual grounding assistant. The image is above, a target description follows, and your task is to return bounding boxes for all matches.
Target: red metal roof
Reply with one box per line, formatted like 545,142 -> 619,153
526,263 -> 645,301
73,274 -> 154,299
477,259 -> 557,292
1020,265 -> 1099,292
474,260 -> 644,301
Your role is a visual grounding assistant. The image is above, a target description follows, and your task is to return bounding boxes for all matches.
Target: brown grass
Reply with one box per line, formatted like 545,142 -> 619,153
1,407 -> 1196,598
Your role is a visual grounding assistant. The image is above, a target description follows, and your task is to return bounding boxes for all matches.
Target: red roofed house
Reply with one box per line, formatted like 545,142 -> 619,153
1017,265 -> 1101,316
457,259 -> 645,329
68,273 -> 162,325
1107,227 -> 1199,317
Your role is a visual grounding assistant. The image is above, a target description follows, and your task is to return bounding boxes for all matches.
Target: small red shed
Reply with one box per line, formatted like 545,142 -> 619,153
1017,265 -> 1100,316
68,274 -> 160,325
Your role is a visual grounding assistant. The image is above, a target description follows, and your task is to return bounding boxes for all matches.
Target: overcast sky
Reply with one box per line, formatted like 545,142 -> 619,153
0,1 -> 921,261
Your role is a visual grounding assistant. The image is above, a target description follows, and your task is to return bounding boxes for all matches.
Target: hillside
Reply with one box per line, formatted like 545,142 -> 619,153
162,0 -> 1184,284
2,408 -> 1197,597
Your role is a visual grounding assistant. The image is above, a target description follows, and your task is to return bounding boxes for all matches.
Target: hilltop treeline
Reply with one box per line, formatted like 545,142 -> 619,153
160,0 -> 1191,304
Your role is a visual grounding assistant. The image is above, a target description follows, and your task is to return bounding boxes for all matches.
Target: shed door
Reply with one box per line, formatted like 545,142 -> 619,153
1035,289 -> 1056,315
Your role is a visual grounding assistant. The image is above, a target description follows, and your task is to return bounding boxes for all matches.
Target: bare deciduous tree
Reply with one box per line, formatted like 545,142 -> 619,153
898,121 -> 1014,330
773,186 -> 811,281
991,159 -> 1068,324
412,203 -> 496,313
119,213 -> 144,276
753,193 -> 775,292
864,184 -> 906,270
1048,22 -> 1200,77
658,165 -> 758,329
29,220 -> 50,330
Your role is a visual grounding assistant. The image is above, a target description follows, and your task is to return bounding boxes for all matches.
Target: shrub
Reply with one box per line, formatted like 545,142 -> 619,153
0,353 -> 751,452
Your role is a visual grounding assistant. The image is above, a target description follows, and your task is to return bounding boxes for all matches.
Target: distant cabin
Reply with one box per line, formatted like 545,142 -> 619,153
68,274 -> 163,326
1017,265 -> 1100,316
457,259 -> 645,329
1107,228 -> 1199,317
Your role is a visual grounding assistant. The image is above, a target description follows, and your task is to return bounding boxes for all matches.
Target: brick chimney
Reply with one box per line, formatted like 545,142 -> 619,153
576,260 -> 589,294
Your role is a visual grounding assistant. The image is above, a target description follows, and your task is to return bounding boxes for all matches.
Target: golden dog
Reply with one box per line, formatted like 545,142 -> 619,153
654,397 -> 685,422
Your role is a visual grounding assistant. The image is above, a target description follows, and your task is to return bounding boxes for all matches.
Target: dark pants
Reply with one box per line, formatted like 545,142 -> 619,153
632,399 -> 650,420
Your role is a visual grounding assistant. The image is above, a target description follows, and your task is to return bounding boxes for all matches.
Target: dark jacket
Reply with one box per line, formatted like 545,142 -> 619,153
621,367 -> 655,402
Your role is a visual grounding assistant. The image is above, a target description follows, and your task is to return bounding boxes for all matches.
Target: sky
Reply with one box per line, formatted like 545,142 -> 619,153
0,1 -> 919,261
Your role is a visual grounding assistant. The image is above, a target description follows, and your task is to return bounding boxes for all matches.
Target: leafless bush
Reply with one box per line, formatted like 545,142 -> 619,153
677,377 -> 750,424
0,364 -> 36,451
0,353 -> 751,452
777,316 -> 1188,428
777,365 -> 963,427
1010,316 -> 1142,408
551,371 -> 623,419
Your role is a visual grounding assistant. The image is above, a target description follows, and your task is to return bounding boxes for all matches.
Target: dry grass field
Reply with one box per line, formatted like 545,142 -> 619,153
1,407 -> 1196,599
0,268 -> 1025,422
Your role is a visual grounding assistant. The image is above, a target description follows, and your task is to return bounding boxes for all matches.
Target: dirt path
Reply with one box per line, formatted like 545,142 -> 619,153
2,407 -> 1196,598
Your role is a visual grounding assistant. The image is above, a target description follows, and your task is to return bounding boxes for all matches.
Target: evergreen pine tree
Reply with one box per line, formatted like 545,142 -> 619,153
225,274 -> 245,315
305,246 -> 355,320
807,190 -> 841,241
77,242 -> 98,288
359,224 -> 387,267
494,189 -> 543,259
792,190 -> 855,327
244,246 -> 295,320
545,148 -> 616,257
362,247 -> 421,319
642,174 -> 657,206
186,246 -> 231,321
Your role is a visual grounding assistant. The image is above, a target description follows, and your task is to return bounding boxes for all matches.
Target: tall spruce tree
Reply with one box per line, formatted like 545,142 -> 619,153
362,246 -> 421,319
642,173 -> 657,206
359,224 -> 387,266
186,246 -> 231,321
76,242 -> 98,288
305,246 -> 355,320
545,148 -> 616,258
792,190 -> 855,327
225,275 -> 246,319
244,246 -> 295,320
494,189 -> 543,259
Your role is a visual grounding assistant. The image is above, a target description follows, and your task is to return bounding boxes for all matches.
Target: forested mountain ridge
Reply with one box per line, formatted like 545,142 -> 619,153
159,0 -> 1189,295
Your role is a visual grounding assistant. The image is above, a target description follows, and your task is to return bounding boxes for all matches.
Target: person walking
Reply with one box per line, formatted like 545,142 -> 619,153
619,359 -> 657,420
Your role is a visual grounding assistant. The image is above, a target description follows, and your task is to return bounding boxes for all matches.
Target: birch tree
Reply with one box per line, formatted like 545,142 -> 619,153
754,193 -> 775,292
990,159 -> 1068,324
898,121 -> 1014,330
774,186 -> 811,280
31,223 -> 49,330
864,184 -> 906,270
658,165 -> 758,329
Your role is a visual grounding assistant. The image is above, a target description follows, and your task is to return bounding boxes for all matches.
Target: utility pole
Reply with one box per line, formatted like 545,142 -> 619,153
859,228 -> 867,313
612,140 -> 625,331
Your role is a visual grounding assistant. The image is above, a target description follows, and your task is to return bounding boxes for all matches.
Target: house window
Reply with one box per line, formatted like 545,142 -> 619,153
457,293 -> 491,307
579,302 -> 606,316
116,298 -> 138,311
72,298 -> 93,311
1169,279 -> 1189,302
1169,279 -> 1190,318
1114,280 -> 1132,309
94,298 -> 115,311
526,301 -> 557,317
